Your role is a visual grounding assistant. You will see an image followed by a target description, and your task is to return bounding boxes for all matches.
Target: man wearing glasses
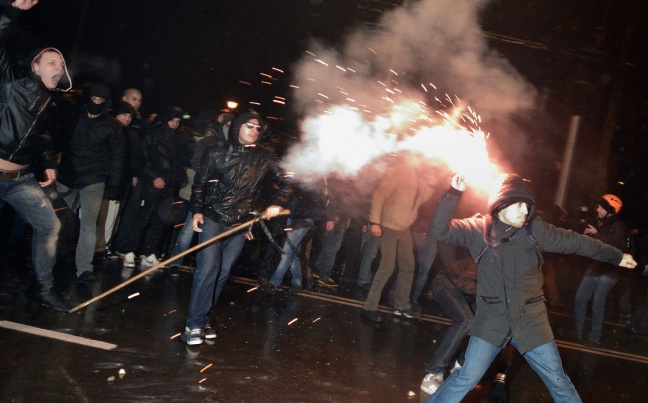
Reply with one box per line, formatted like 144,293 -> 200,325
181,112 -> 292,345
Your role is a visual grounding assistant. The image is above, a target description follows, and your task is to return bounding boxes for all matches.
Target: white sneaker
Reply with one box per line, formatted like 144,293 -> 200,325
140,253 -> 160,266
123,252 -> 136,268
421,372 -> 444,395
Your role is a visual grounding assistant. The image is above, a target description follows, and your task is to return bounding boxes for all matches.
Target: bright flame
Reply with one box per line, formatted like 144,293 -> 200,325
282,102 -> 500,192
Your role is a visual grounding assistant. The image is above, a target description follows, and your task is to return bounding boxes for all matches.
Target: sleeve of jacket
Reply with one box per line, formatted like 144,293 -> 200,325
535,218 -> 624,265
369,168 -> 400,224
0,8 -> 21,82
429,188 -> 482,248
107,124 -> 125,187
191,138 -> 209,171
189,147 -> 215,215
141,134 -> 161,181
130,132 -> 145,178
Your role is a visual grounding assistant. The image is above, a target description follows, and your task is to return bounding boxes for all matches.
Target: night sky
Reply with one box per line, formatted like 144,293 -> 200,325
8,0 -> 648,227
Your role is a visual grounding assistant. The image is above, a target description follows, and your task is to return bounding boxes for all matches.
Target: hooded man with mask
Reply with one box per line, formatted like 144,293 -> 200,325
181,111 -> 292,345
0,0 -> 73,311
56,83 -> 125,283
425,174 -> 637,403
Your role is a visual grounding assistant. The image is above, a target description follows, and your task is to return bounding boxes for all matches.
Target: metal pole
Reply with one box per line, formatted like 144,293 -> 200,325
68,210 -> 289,313
554,115 -> 581,207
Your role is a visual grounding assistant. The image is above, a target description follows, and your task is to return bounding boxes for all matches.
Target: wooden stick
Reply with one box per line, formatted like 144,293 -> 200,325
68,210 -> 290,313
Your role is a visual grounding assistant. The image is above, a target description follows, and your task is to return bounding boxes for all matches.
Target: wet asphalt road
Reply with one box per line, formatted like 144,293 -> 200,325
1,245 -> 647,402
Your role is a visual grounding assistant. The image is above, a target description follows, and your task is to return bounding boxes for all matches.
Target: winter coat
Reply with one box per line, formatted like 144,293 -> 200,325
429,176 -> 624,354
0,11 -> 63,170
141,124 -> 192,188
369,160 -> 435,231
57,112 -> 125,189
190,113 -> 292,226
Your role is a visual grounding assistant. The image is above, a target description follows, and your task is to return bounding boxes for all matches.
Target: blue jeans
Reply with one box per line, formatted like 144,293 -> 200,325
169,212 -> 195,267
269,218 -> 313,287
314,226 -> 346,281
1,174 -> 60,288
426,274 -> 475,373
56,181 -> 105,274
412,231 -> 439,302
357,230 -> 380,286
573,271 -> 618,343
427,336 -> 582,403
186,217 -> 246,329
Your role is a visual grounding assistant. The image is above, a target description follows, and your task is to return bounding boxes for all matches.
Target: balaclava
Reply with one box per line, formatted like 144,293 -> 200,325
85,84 -> 111,115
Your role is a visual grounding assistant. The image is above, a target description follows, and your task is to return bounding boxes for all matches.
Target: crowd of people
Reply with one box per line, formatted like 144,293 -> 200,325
2,2 -> 648,402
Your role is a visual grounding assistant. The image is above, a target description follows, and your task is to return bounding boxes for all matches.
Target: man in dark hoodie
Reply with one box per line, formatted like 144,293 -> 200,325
114,107 -> 191,268
425,174 -> 636,403
181,111 -> 292,345
56,83 -> 125,283
167,113 -> 234,277
0,0 -> 72,311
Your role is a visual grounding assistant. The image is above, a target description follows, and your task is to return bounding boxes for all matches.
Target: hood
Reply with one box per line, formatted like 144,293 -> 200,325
229,112 -> 267,146
21,47 -> 73,92
487,174 -> 536,221
219,113 -> 235,140
154,106 -> 183,126
84,83 -> 112,115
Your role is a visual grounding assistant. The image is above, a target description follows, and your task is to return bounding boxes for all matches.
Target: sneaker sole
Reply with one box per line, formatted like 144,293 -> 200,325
123,262 -> 136,268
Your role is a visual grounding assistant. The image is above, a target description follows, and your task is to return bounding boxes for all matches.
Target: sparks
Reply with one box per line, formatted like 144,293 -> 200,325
170,333 -> 181,340
247,286 -> 258,293
128,292 -> 139,299
288,318 -> 298,325
200,364 -> 213,373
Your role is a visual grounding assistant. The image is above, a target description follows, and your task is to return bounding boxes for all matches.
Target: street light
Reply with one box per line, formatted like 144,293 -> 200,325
226,101 -> 239,110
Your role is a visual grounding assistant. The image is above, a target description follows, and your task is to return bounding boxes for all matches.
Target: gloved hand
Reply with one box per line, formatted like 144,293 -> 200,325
105,185 -> 121,201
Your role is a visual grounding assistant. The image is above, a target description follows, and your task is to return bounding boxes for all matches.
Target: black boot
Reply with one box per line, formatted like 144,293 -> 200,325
484,374 -> 507,403
38,288 -> 68,312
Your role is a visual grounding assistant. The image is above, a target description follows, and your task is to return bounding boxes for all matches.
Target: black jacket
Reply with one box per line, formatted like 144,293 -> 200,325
190,113 -> 292,226
141,124 -> 192,188
0,11 -> 59,170
588,213 -> 626,277
57,111 -> 125,188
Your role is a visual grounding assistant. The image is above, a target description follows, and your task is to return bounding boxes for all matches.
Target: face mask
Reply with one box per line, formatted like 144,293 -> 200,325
86,101 -> 107,115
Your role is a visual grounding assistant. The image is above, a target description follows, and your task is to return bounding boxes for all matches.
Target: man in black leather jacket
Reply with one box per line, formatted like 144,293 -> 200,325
0,0 -> 72,311
181,111 -> 292,345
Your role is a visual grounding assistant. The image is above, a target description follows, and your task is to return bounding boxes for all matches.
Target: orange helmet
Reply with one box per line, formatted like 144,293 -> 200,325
600,194 -> 622,214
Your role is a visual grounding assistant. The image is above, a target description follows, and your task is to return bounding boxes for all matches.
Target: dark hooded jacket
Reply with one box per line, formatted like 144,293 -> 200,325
0,8 -> 72,170
190,112 -> 293,226
141,108 -> 192,188
57,84 -> 125,189
429,174 -> 624,353
190,114 -> 234,171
